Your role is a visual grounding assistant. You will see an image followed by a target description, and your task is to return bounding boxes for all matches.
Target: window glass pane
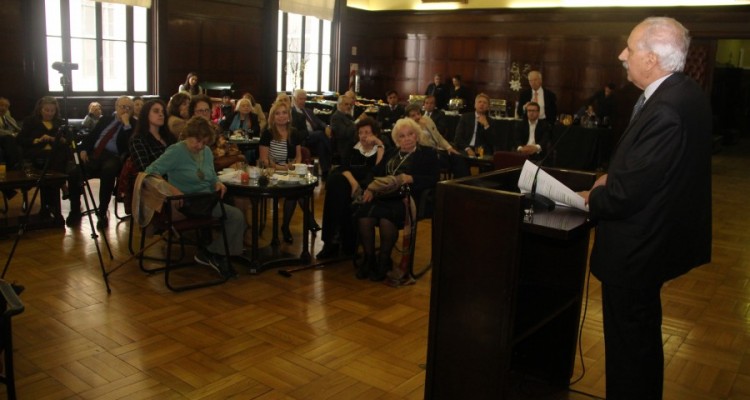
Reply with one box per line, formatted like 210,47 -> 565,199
47,37 -> 63,91
133,6 -> 147,42
102,3 -> 126,40
321,55 -> 331,92
286,51 -> 302,91
70,38 -> 98,91
103,40 -> 127,91
277,52 -> 283,92
278,10 -> 284,50
287,13 -> 302,53
70,0 -> 97,39
134,42 -> 148,92
303,55 -> 319,92
304,17 -> 319,54
322,20 -> 331,55
45,0 -> 62,36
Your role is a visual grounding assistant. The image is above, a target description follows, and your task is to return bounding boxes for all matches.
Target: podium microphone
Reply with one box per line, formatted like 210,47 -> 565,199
525,123 -> 573,212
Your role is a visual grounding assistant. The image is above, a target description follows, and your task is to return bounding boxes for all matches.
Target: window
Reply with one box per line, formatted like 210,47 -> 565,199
277,11 -> 331,93
45,0 -> 150,94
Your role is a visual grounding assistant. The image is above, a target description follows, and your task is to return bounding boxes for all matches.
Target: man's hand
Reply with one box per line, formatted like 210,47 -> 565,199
119,112 -> 131,127
578,190 -> 590,205
476,114 -> 489,129
592,174 -> 607,190
325,126 -> 332,138
80,150 -> 89,163
518,145 -> 538,155
465,148 -> 476,157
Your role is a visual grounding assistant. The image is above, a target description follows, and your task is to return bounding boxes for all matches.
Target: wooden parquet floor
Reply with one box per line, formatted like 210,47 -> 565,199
1,136 -> 749,399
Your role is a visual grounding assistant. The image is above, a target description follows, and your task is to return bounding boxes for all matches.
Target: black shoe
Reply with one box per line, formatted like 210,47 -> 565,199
316,243 -> 339,259
281,226 -> 293,243
65,210 -> 82,227
307,217 -> 321,232
356,254 -> 375,280
369,254 -> 392,282
10,282 -> 25,296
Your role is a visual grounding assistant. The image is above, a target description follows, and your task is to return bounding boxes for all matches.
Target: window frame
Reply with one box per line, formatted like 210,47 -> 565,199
45,0 -> 152,95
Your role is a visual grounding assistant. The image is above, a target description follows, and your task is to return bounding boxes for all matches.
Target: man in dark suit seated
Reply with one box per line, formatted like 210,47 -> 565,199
376,90 -> 404,131
422,95 -> 449,140
425,74 -> 450,110
513,102 -> 551,161
330,95 -> 358,159
453,93 -> 495,157
73,95 -> 135,228
516,70 -> 557,123
291,89 -> 332,178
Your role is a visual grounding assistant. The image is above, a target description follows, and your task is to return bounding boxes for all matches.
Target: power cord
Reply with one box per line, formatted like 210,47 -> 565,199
569,268 -> 593,386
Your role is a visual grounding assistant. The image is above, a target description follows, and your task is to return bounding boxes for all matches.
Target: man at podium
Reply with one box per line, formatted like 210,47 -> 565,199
580,17 -> 712,400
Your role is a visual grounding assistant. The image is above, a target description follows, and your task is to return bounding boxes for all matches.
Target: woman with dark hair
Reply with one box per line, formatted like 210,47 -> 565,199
144,116 -> 246,277
129,99 -> 176,171
18,96 -> 78,224
178,72 -> 205,96
316,117 -> 385,260
258,100 -> 318,243
166,92 -> 191,139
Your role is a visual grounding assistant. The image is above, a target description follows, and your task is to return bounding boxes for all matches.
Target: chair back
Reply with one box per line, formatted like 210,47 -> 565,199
492,151 -> 528,170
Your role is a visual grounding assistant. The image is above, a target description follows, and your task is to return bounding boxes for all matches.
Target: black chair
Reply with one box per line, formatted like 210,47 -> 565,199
136,191 -> 232,291
0,281 -> 24,400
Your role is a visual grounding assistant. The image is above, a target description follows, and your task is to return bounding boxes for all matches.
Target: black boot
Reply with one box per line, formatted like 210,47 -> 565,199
369,253 -> 392,282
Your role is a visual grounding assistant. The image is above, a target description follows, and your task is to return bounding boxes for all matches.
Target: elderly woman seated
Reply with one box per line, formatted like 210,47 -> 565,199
354,117 -> 439,282
144,116 -> 246,278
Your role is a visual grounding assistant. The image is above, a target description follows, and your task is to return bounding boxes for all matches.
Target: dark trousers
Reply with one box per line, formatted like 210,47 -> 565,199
320,172 -> 357,252
69,151 -> 122,215
601,281 -> 665,400
303,130 -> 332,174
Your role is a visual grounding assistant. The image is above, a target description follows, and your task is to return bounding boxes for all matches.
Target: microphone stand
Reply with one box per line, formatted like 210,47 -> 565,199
525,122 -> 573,216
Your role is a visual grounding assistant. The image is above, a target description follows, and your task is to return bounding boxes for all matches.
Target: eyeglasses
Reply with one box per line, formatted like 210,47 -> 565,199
117,105 -> 132,110
195,108 -> 211,114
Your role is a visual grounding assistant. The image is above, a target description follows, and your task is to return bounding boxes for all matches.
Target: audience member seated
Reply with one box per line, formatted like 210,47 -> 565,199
576,83 -> 616,127
422,95 -> 448,139
259,101 -> 319,244
241,92 -> 267,132
405,104 -> 469,178
454,93 -> 496,157
354,118 -> 439,281
291,89 -> 332,179
449,74 -> 472,110
316,117 -> 385,260
513,101 -> 551,161
376,90 -> 405,131
425,73 -> 450,110
330,95 -> 358,158
74,95 -> 135,229
212,89 -> 234,125
178,72 -> 205,96
166,92 -> 191,139
516,70 -> 557,123
221,97 -> 260,137
130,99 -> 176,172
0,97 -> 23,173
81,101 -> 102,132
144,116 -> 245,278
18,96 -> 77,224
132,96 -> 144,121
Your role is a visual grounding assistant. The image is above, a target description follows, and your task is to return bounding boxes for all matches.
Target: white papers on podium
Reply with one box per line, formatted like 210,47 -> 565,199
517,160 -> 588,212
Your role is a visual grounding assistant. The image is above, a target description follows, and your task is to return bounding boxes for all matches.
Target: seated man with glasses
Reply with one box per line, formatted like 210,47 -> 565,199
72,95 -> 135,229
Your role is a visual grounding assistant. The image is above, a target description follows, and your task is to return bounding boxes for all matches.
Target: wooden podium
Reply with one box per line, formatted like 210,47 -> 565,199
424,167 -> 595,399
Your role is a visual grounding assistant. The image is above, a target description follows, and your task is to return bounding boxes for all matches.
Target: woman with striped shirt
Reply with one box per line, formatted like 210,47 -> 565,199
258,101 -> 318,243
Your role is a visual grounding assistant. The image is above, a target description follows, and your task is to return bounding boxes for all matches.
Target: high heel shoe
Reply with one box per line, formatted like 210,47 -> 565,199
281,226 -> 293,243
308,218 -> 321,232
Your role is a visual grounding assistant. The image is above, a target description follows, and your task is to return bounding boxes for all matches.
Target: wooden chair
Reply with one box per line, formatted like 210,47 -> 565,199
492,150 -> 529,170
0,280 -> 24,400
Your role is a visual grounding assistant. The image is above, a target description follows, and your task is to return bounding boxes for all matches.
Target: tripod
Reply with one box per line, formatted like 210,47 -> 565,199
1,63 -> 115,293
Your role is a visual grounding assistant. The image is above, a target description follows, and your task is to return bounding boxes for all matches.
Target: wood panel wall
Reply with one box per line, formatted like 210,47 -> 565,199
338,6 -> 750,117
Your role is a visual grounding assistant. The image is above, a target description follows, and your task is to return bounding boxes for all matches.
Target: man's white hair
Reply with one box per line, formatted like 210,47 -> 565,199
637,17 -> 691,73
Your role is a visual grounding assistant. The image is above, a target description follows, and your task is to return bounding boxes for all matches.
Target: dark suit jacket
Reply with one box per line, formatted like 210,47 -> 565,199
81,114 -> 133,157
453,112 -> 495,153
330,110 -> 357,156
423,109 -> 447,139
291,106 -> 327,142
377,104 -> 405,130
513,119 -> 551,159
517,87 -> 557,122
425,83 -> 450,110
588,73 -> 712,288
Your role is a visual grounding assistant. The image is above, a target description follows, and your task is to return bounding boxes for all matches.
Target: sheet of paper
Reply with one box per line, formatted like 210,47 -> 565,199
517,160 -> 588,212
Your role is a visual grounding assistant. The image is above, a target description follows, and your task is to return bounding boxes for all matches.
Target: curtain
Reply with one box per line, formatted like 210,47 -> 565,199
280,0 -> 335,21
92,0 -> 152,8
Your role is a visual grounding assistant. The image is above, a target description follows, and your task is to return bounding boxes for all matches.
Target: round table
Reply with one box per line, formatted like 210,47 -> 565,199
225,176 -> 318,274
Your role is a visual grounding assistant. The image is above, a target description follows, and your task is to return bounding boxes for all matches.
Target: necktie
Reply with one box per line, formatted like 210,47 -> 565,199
630,93 -> 646,122
532,90 -> 539,103
93,123 -> 120,158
